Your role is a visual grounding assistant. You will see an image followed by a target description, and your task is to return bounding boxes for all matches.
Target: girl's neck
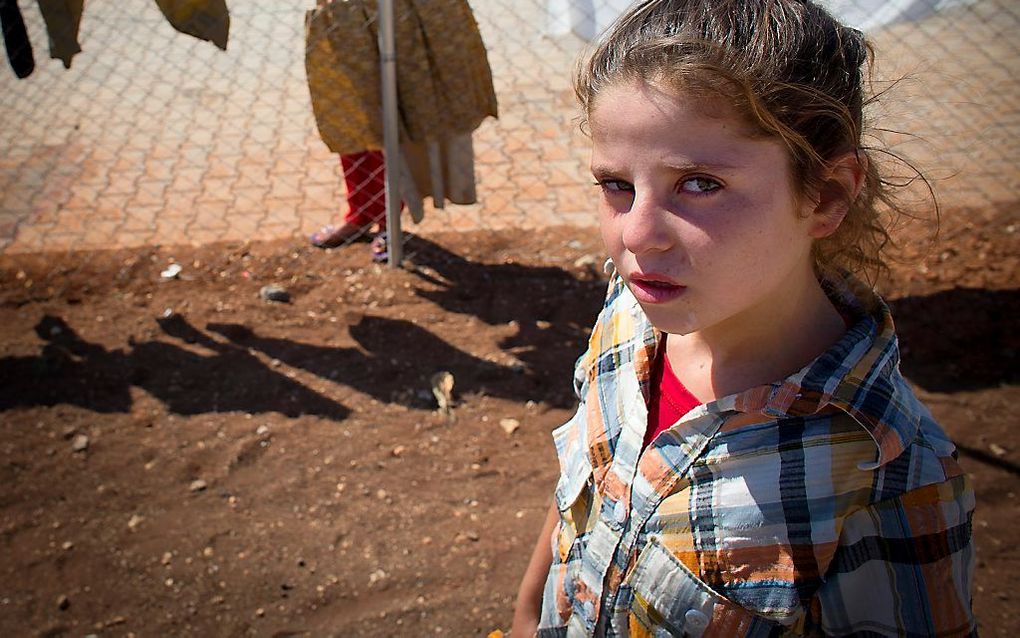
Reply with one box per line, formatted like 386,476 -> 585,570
665,268 -> 846,403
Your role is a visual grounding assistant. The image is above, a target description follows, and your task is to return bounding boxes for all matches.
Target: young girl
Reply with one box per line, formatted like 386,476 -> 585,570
511,1 -> 976,636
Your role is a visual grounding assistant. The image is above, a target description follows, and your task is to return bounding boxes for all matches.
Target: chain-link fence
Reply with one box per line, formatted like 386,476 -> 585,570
2,0 -> 1015,259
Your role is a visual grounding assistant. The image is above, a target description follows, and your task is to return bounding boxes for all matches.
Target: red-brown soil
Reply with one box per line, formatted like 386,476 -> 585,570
1,213 -> 1017,636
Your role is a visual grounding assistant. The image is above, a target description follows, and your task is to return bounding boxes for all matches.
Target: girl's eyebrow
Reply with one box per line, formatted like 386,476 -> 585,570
662,159 -> 744,171
590,160 -> 743,175
589,163 -> 626,177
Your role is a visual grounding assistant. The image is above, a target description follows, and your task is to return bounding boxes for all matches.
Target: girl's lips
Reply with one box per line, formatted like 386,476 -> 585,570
627,275 -> 687,304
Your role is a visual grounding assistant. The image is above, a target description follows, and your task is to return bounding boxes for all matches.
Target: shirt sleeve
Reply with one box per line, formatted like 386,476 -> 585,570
812,474 -> 977,637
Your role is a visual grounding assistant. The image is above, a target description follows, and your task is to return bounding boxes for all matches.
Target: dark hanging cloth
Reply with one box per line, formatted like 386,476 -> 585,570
153,0 -> 230,50
37,0 -> 84,69
0,0 -> 34,78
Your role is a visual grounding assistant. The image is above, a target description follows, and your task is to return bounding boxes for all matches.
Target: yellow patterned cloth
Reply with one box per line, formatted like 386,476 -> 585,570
305,0 -> 384,155
305,0 -> 498,155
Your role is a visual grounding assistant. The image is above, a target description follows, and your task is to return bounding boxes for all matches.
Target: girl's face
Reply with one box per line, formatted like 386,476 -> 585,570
590,79 -> 822,339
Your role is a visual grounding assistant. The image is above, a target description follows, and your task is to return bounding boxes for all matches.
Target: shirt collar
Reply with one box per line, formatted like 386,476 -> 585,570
607,269 -> 919,468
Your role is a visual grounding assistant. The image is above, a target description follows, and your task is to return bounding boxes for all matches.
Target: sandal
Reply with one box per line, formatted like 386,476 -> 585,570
309,222 -> 374,248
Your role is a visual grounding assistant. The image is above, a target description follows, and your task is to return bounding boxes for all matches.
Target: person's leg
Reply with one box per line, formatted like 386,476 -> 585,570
342,150 -> 387,230
310,150 -> 387,247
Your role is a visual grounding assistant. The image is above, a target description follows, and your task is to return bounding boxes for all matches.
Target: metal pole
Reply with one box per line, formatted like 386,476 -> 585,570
378,0 -> 402,266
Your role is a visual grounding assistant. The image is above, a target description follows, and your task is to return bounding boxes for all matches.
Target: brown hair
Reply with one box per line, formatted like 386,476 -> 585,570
576,0 -> 934,282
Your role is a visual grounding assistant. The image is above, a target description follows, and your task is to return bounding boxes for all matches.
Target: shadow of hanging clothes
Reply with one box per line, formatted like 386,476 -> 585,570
153,0 -> 230,50
207,314 -> 533,408
398,236 -> 608,406
145,313 -> 348,418
0,314 -> 350,421
1,0 -> 34,78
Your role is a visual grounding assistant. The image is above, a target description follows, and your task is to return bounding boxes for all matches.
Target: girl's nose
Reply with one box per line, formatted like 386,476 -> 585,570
621,194 -> 673,255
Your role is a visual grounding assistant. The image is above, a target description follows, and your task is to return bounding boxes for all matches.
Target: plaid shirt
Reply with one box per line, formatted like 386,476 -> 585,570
538,271 -> 976,637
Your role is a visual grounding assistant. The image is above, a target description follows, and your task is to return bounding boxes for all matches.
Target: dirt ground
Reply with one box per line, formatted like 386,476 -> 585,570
1,210 -> 1017,636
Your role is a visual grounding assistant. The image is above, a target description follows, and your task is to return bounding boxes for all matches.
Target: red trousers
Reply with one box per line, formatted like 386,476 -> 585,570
340,150 -> 394,230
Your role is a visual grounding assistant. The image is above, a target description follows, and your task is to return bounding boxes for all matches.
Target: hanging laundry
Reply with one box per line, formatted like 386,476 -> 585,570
37,0 -> 84,69
391,0 -> 499,144
153,0 -> 230,50
305,0 -> 385,156
1,0 -> 34,78
304,0 -> 498,215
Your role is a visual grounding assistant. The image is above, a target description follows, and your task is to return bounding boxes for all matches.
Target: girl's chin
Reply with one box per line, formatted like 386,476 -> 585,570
640,304 -> 700,336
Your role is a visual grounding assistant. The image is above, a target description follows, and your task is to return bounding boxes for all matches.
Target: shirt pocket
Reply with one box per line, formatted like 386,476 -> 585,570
626,536 -> 783,638
538,456 -> 597,631
552,452 -> 596,559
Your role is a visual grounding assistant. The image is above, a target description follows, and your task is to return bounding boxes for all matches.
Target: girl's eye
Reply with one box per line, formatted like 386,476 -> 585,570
594,179 -> 634,193
679,177 -> 721,194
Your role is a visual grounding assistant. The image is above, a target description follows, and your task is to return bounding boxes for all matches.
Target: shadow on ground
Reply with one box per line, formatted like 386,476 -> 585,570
0,237 -> 609,418
0,314 -> 352,419
891,287 -> 1019,392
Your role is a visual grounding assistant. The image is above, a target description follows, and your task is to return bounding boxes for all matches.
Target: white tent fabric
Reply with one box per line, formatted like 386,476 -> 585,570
545,0 -> 980,41
819,0 -> 979,31
544,0 -> 634,41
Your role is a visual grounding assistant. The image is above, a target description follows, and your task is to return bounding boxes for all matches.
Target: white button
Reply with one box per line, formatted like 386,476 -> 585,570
613,500 -> 628,524
583,600 -> 595,618
684,609 -> 710,637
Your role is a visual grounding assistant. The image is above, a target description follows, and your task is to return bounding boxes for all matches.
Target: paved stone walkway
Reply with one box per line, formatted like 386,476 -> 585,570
0,0 -> 1016,254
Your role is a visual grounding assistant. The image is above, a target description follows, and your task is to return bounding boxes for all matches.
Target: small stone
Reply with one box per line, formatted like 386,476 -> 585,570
368,568 -> 387,585
535,320 -> 552,330
161,552 -> 173,565
456,531 -> 480,543
376,489 -> 388,500
160,263 -> 182,279
127,514 -> 144,531
203,547 -> 214,558
990,443 -> 1008,457
57,594 -> 70,610
499,418 -> 521,436
259,285 -> 290,303
71,434 -> 90,453
255,607 -> 265,617
256,425 -> 270,436
189,479 -> 208,492
61,541 -> 74,551
573,253 -> 598,268
391,445 -> 406,457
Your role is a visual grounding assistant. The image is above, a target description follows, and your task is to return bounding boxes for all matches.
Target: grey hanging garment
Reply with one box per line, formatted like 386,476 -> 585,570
37,0 -> 84,69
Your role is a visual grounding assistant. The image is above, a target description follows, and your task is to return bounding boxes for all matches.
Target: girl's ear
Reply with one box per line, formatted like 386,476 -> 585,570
808,152 -> 866,239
